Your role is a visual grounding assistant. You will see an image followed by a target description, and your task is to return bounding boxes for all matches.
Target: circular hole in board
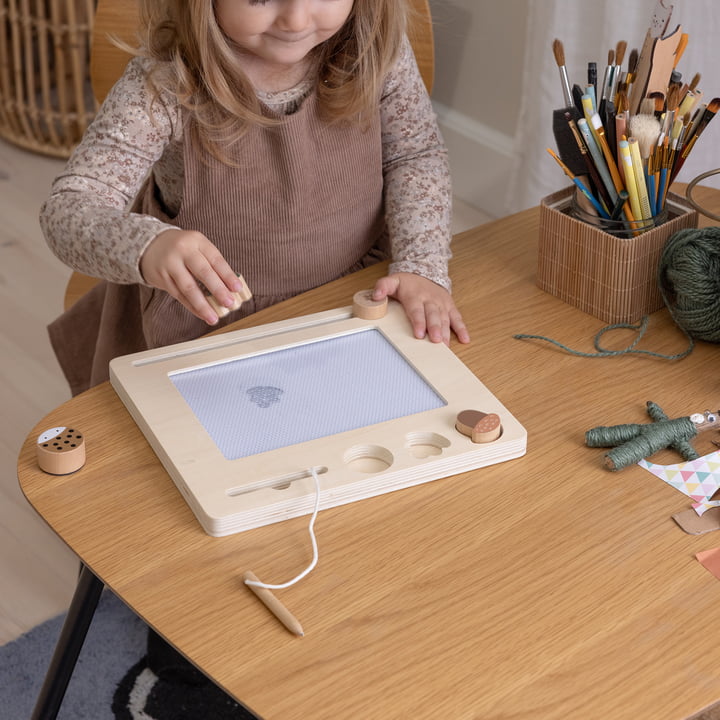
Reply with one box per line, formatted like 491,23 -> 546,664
343,445 -> 394,474
405,432 -> 451,459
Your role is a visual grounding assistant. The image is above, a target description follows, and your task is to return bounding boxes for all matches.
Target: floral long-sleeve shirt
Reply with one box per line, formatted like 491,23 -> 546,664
40,37 -> 453,290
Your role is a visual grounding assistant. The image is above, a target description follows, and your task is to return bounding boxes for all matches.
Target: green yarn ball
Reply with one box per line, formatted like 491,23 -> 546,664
658,226 -> 720,343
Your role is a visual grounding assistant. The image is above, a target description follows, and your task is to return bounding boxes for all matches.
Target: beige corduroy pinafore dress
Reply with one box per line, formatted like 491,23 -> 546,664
49,91 -> 389,396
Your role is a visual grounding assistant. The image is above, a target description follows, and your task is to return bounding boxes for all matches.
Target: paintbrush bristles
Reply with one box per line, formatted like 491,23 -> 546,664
689,73 -> 701,93
615,41 -> 627,67
628,48 -> 639,75
552,38 -> 565,67
629,114 -> 662,159
638,98 -> 656,116
665,84 -> 681,112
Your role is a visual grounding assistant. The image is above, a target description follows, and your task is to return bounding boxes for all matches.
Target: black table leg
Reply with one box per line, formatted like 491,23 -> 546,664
30,563 -> 104,720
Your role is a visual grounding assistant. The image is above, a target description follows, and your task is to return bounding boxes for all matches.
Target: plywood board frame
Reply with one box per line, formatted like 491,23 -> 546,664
109,300 -> 527,536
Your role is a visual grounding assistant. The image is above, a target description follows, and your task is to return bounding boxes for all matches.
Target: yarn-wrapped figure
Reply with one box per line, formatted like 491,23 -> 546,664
586,401 -> 720,471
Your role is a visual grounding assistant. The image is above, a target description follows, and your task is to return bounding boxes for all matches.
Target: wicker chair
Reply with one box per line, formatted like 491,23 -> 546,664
0,0 -> 97,157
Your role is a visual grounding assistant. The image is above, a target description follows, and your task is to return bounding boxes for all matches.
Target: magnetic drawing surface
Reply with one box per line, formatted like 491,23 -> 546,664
110,301 -> 528,535
170,329 -> 446,459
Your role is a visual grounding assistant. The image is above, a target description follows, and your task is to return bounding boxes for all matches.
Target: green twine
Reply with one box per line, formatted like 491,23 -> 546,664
658,226 -> 720,343
585,401 -> 699,470
515,225 -> 720,359
513,316 -> 694,360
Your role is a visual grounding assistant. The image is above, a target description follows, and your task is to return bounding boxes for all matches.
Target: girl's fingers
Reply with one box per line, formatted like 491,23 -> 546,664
423,302 -> 445,344
166,272 -> 219,325
187,256 -> 237,312
449,308 -> 470,344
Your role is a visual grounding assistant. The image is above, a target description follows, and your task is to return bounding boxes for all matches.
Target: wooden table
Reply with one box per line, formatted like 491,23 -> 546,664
19,185 -> 720,720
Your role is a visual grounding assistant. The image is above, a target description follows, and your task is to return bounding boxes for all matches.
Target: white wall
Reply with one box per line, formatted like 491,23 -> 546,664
429,0 -> 528,218
429,0 -> 720,219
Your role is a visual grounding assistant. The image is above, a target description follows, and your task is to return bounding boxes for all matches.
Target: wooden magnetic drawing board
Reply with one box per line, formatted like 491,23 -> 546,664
109,299 -> 527,536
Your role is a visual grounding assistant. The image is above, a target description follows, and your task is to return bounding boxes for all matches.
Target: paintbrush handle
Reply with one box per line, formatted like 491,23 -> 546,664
572,177 -> 610,218
670,107 -> 717,183
628,139 -> 652,221
577,119 -> 618,204
596,127 -> 625,195
646,171 -> 657,217
656,167 -> 669,211
558,66 -> 573,108
567,116 -> 612,208
619,141 -> 643,224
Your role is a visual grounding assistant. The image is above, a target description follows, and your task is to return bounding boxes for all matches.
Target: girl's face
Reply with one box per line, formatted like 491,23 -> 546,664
215,0 -> 354,70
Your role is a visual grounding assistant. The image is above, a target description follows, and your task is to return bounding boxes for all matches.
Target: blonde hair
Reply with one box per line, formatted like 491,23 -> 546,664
135,0 -> 408,159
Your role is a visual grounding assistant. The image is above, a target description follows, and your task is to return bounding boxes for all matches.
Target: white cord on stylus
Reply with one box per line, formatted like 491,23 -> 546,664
243,466 -> 321,590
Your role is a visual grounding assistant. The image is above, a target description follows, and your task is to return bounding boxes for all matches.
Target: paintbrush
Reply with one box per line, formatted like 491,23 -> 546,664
646,145 -> 659,216
590,112 -> 636,223
628,138 -> 652,221
629,112 -> 662,215
672,112 -> 693,159
677,88 -> 701,121
590,112 -> 625,196
629,113 -> 662,158
615,110 -> 628,181
649,92 -> 666,119
671,97 -> 720,182
588,62 -> 597,100
551,39 -> 584,177
655,135 -> 670,210
604,100 -> 618,167
618,140 -> 643,225
661,83 -> 682,135
627,48 -> 639,84
684,101 -> 708,145
610,190 -> 630,220
598,49 -> 615,118
683,97 -> 719,146
577,117 -> 619,206
547,148 -> 610,218
609,40 -> 627,104
638,97 -> 657,117
567,112 -> 613,210
676,71 -> 699,103
552,38 -> 574,108
615,88 -> 629,115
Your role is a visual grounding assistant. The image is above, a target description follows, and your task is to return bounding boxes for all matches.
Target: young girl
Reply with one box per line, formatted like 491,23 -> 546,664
40,0 -> 468,396
41,1 -> 468,703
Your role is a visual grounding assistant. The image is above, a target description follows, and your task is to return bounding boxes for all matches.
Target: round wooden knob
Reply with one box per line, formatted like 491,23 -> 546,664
36,426 -> 86,475
352,290 -> 388,320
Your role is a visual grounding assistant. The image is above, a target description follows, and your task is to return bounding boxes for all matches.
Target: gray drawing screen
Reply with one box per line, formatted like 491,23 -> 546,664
169,329 -> 446,459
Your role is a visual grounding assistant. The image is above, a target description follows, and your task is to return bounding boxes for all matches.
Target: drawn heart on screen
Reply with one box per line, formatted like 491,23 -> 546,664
247,386 -> 284,408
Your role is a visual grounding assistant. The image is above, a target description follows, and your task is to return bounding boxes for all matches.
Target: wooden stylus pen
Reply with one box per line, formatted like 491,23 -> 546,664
243,571 -> 304,636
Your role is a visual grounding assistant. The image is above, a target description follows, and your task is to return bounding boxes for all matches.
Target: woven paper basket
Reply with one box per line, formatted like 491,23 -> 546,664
537,186 -> 698,324
0,0 -> 97,158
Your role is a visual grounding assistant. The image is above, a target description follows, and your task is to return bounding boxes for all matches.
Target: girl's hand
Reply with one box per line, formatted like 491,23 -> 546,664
140,228 -> 244,325
372,273 -> 470,345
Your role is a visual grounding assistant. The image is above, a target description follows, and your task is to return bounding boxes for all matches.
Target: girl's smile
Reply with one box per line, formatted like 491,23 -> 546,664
216,0 -> 354,80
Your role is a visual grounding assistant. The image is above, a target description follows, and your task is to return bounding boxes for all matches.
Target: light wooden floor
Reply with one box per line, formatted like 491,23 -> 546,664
0,136 -> 492,646
0,139 -> 77,646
